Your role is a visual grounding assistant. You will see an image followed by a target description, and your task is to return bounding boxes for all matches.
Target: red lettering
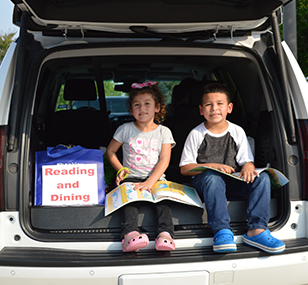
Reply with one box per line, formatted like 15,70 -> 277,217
50,193 -> 90,203
51,195 -> 58,201
75,195 -> 82,200
45,168 -> 53,175
63,195 -> 70,201
45,167 -> 96,176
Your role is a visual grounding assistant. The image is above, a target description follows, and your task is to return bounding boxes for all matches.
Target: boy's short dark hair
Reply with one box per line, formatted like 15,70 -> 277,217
201,82 -> 232,104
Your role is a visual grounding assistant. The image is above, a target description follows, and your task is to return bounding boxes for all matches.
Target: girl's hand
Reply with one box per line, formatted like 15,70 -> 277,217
133,181 -> 154,193
116,168 -> 130,185
238,162 -> 259,183
106,139 -> 125,185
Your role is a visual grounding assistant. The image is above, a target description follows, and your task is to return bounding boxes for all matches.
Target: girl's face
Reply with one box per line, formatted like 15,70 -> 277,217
130,93 -> 160,123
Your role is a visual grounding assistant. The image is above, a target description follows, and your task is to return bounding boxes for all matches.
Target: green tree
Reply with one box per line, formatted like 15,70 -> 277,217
297,0 -> 308,77
0,32 -> 16,63
104,81 -> 126,97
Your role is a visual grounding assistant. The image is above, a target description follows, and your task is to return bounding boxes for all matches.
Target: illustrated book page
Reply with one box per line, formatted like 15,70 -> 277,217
105,181 -> 203,216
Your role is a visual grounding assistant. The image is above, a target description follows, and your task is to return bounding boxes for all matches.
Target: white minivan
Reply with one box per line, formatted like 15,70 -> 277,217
1,0 -> 308,284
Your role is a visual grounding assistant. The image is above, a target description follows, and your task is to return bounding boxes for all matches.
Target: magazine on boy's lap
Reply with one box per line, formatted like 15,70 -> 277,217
105,181 -> 204,216
188,165 -> 289,189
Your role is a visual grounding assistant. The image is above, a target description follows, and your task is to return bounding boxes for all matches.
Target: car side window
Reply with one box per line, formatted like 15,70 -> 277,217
54,84 -> 72,112
54,80 -> 179,113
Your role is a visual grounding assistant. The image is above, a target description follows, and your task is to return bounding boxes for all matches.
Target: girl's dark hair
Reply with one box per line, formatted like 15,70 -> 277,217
129,84 -> 166,122
201,82 -> 232,104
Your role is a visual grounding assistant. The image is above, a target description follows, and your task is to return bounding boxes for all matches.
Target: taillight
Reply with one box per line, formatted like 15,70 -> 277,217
299,120 -> 308,200
0,127 -> 4,211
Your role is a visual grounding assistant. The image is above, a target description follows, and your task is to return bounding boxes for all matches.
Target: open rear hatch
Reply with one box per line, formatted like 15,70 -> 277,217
8,0 -> 293,250
12,0 -> 289,36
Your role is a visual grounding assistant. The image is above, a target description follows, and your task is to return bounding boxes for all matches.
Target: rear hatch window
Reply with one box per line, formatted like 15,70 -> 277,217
14,0 -> 288,34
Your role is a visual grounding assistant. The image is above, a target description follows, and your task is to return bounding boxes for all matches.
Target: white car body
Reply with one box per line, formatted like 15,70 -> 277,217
1,0 -> 308,284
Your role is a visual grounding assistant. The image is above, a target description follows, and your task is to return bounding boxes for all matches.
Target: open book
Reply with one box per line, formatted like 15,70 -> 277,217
188,165 -> 289,190
105,181 -> 204,216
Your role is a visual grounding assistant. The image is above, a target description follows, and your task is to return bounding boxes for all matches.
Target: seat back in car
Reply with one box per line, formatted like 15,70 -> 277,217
45,79 -> 109,149
165,79 -> 206,182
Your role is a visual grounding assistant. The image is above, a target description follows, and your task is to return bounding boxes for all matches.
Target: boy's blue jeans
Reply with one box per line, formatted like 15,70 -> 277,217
191,170 -> 271,235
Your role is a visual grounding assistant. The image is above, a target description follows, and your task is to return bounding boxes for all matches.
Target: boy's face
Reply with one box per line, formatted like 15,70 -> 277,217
199,92 -> 233,125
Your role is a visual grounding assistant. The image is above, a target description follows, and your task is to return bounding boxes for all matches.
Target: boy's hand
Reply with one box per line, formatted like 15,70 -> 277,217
238,162 -> 259,183
208,163 -> 235,174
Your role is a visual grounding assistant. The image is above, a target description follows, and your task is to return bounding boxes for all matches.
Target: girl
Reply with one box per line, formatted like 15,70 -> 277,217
106,81 -> 176,252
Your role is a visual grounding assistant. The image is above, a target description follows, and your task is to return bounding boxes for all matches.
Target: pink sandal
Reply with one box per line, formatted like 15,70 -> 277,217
122,231 -> 149,252
155,233 -> 176,251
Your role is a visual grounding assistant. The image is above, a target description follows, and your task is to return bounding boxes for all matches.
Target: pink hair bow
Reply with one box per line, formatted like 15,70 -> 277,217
131,81 -> 157,89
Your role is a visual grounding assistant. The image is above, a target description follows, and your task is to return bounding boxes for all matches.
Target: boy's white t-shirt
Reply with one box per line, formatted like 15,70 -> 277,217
180,121 -> 253,171
114,121 -> 176,180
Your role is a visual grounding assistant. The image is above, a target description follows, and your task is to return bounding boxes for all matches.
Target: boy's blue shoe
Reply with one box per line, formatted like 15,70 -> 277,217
243,229 -> 285,254
213,229 -> 237,253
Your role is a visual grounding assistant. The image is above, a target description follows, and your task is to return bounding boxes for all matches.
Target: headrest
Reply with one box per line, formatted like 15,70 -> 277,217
189,80 -> 209,106
64,79 -> 97,101
171,78 -> 197,106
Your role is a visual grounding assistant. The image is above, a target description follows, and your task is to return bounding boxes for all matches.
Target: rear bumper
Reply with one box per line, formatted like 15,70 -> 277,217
1,239 -> 308,285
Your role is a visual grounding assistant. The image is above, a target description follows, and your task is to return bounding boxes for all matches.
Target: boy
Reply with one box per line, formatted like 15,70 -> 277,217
179,82 -> 285,254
